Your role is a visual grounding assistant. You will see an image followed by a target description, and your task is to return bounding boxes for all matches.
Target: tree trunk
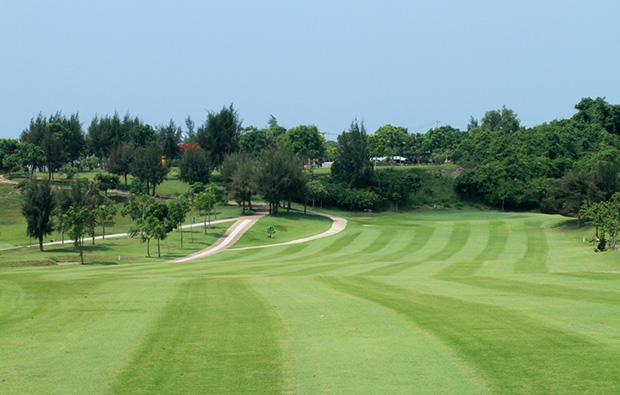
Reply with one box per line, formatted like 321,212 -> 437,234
180,223 -> 184,249
242,200 -> 246,214
79,242 -> 84,265
102,219 -> 106,240
157,238 -> 161,258
124,174 -> 128,187
204,215 -> 208,234
39,236 -> 44,252
147,239 -> 151,257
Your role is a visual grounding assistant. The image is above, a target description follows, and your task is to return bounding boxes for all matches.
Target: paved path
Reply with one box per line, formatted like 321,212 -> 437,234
15,208 -> 348,263
167,210 -> 347,262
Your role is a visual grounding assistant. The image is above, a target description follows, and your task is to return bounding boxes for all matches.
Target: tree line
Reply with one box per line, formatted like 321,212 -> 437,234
8,97 -> 620,240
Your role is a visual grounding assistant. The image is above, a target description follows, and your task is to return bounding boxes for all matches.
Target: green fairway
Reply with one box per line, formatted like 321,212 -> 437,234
2,210 -> 620,394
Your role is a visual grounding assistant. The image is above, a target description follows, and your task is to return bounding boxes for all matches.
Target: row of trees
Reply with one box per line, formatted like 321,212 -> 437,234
19,176 -> 229,262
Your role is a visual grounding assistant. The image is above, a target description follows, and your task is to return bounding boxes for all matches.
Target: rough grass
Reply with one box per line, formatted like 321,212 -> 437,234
2,209 -> 620,394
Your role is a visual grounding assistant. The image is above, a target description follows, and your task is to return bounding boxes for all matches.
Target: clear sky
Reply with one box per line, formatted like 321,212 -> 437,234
1,0 -> 619,140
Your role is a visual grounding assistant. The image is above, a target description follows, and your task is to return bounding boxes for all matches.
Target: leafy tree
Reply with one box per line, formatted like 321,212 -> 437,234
368,124 -> 408,163
14,142 -> 45,176
285,125 -> 326,165
130,142 -> 169,196
64,206 -> 94,264
94,173 -> 120,196
20,180 -> 55,251
130,202 -> 172,258
206,183 -> 228,220
223,152 -> 257,213
197,104 -> 242,168
256,145 -> 303,214
178,148 -> 211,184
94,197 -> 117,240
305,178 -> 328,211
194,189 -> 216,234
167,198 -> 190,248
331,119 -> 375,188
239,126 -> 270,157
107,142 -> 134,187
480,106 -> 520,133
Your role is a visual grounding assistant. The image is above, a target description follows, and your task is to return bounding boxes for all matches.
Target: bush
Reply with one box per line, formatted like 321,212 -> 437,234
324,182 -> 383,211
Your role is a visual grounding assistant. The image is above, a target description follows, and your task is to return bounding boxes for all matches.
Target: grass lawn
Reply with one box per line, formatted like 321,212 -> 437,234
2,209 -> 620,393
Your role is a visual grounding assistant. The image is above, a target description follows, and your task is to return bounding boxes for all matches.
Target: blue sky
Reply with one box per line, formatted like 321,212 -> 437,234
1,0 -> 619,140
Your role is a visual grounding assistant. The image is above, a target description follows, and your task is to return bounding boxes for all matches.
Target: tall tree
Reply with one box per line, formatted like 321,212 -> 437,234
331,119 -> 375,188
20,180 -> 55,251
178,148 -> 211,184
197,104 -> 242,168
285,125 -> 326,165
256,145 -> 303,214
157,120 -> 183,161
130,142 -> 169,196
107,142 -> 135,187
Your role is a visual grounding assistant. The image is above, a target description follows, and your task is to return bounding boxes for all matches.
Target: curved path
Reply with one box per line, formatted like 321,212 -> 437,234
167,211 -> 347,263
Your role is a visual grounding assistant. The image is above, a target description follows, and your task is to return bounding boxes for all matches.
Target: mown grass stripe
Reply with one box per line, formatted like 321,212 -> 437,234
514,221 -> 548,273
437,221 -> 507,278
363,222 -> 470,276
109,278 -> 285,394
321,276 -> 620,394
447,275 -> 620,306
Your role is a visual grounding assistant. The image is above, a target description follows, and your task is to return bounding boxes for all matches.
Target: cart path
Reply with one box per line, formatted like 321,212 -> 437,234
168,211 -> 347,263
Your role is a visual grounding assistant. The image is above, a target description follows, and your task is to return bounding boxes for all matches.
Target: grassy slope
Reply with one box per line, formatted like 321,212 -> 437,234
1,210 -> 620,394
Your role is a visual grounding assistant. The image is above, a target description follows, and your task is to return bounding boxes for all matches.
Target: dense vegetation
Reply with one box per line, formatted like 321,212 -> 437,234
2,97 -> 620,229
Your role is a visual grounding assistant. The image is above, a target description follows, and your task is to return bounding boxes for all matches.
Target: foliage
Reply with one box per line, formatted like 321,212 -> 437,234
107,142 -> 134,187
64,206 -> 94,264
285,125 -> 326,165
256,145 -> 304,214
197,104 -> 242,168
130,142 -> 169,196
178,148 -> 211,185
20,180 -> 56,251
323,182 -> 383,211
331,119 -> 375,188
368,124 -> 409,161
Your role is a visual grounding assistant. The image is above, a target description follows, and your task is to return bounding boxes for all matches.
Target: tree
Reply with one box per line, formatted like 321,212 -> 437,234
157,120 -> 183,161
167,198 -> 190,248
197,104 -> 242,168
206,183 -> 227,220
368,124 -> 409,164
94,173 -> 120,196
107,142 -> 134,187
480,106 -> 520,133
178,148 -> 211,184
256,145 -> 303,214
285,125 -> 326,165
305,178 -> 328,211
94,197 -> 117,240
222,152 -> 258,214
130,201 -> 173,257
239,126 -> 270,157
194,190 -> 216,234
20,180 -> 55,251
130,142 -> 169,196
331,119 -> 375,188
64,206 -> 94,264
41,128 -> 65,180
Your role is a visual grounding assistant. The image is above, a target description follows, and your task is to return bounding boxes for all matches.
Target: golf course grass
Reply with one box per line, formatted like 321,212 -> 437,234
1,208 -> 620,394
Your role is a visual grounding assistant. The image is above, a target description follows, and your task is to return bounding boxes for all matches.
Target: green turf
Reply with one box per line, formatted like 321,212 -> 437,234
2,209 -> 620,394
